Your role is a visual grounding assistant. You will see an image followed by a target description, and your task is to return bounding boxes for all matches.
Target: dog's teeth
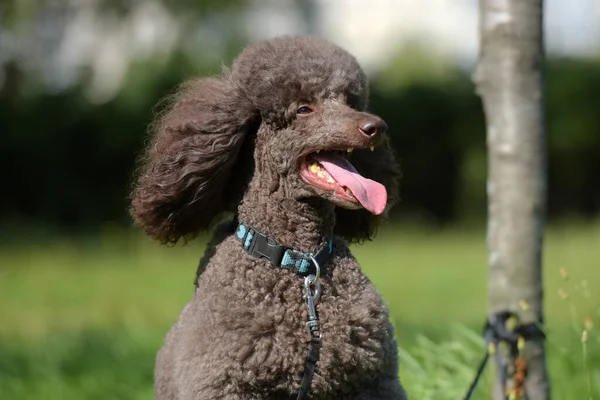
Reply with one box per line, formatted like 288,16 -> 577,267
316,150 -> 321,154
369,146 -> 375,152
317,171 -> 325,178
309,164 -> 320,173
345,187 -> 353,195
326,177 -> 335,183
347,148 -> 353,153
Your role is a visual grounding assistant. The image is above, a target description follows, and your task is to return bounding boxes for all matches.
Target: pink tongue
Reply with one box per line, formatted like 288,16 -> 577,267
314,153 -> 388,215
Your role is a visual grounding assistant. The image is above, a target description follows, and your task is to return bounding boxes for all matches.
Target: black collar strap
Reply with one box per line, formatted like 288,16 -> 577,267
235,223 -> 333,276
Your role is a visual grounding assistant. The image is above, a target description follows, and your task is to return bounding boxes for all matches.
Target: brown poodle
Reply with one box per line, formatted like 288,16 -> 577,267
130,35 -> 407,399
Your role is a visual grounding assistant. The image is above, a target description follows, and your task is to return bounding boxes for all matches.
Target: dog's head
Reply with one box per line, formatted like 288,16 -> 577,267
130,36 -> 400,244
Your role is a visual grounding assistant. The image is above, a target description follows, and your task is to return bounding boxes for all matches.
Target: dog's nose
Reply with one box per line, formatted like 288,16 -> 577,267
358,117 -> 388,138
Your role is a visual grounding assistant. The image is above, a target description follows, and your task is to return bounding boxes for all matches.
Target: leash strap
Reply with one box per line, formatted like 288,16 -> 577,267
464,323 -> 495,400
235,223 -> 333,276
297,275 -> 322,400
296,339 -> 321,400
463,344 -> 491,400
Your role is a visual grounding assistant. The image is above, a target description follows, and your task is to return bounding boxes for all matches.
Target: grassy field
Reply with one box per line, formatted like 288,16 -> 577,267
1,222 -> 598,399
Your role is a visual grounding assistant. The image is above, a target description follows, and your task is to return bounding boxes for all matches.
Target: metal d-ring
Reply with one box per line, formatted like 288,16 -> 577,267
304,255 -> 321,304
308,255 -> 321,283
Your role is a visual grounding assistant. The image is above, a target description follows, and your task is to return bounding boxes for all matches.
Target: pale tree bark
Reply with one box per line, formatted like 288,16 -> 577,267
473,1 -> 549,399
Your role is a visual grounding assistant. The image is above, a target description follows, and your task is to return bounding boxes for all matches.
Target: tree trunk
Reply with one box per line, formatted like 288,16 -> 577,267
473,1 -> 549,399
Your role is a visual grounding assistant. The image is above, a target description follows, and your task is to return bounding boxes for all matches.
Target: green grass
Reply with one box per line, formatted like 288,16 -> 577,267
1,222 -> 599,399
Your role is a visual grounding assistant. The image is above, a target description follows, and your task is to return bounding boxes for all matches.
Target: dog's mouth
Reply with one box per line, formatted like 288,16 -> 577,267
299,149 -> 387,215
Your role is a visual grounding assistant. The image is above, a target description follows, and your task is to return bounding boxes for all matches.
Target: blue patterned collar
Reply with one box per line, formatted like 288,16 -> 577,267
235,223 -> 333,277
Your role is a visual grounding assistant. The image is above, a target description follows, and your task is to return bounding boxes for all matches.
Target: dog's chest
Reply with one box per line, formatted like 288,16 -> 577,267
203,256 -> 393,391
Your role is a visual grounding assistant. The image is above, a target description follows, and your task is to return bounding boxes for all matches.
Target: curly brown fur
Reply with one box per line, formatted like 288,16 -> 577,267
130,74 -> 258,244
131,35 -> 406,399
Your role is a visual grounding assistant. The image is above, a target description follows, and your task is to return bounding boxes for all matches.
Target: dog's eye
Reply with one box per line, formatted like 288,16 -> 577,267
297,106 -> 314,115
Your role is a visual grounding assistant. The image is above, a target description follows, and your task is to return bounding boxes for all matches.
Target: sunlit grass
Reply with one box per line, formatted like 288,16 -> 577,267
0,221 -> 599,399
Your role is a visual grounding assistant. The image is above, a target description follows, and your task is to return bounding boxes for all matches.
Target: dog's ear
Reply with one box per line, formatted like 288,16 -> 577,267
130,71 -> 258,244
334,137 -> 401,243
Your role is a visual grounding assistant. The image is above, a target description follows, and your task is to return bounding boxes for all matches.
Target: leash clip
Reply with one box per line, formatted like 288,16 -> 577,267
304,274 -> 322,340
297,257 -> 324,400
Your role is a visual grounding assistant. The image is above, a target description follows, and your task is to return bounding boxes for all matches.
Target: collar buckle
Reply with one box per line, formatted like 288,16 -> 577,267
251,231 -> 288,267
236,223 -> 332,277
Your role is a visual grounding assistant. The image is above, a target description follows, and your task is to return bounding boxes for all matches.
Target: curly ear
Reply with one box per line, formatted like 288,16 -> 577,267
130,71 -> 258,244
334,137 -> 401,243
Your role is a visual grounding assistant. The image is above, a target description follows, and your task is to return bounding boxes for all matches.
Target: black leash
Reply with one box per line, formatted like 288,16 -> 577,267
235,223 -> 332,400
296,272 -> 323,400
463,312 -> 545,400
463,332 -> 493,400
297,338 -> 321,399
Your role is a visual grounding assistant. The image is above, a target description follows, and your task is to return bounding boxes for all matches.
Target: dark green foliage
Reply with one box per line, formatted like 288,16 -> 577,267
369,78 -> 484,223
546,58 -> 600,216
0,53 -> 217,228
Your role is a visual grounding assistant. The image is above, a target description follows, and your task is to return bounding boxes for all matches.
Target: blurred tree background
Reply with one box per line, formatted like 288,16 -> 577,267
1,0 -> 599,234
1,1 -> 599,399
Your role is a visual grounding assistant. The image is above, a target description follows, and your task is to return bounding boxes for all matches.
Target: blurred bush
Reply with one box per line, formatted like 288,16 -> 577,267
1,8 -> 599,230
0,53 -> 214,228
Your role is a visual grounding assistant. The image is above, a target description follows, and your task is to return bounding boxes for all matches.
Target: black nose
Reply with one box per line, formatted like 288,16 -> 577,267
358,117 -> 388,137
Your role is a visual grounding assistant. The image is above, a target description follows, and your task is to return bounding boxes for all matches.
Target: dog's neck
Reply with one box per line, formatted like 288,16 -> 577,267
237,183 -> 336,253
